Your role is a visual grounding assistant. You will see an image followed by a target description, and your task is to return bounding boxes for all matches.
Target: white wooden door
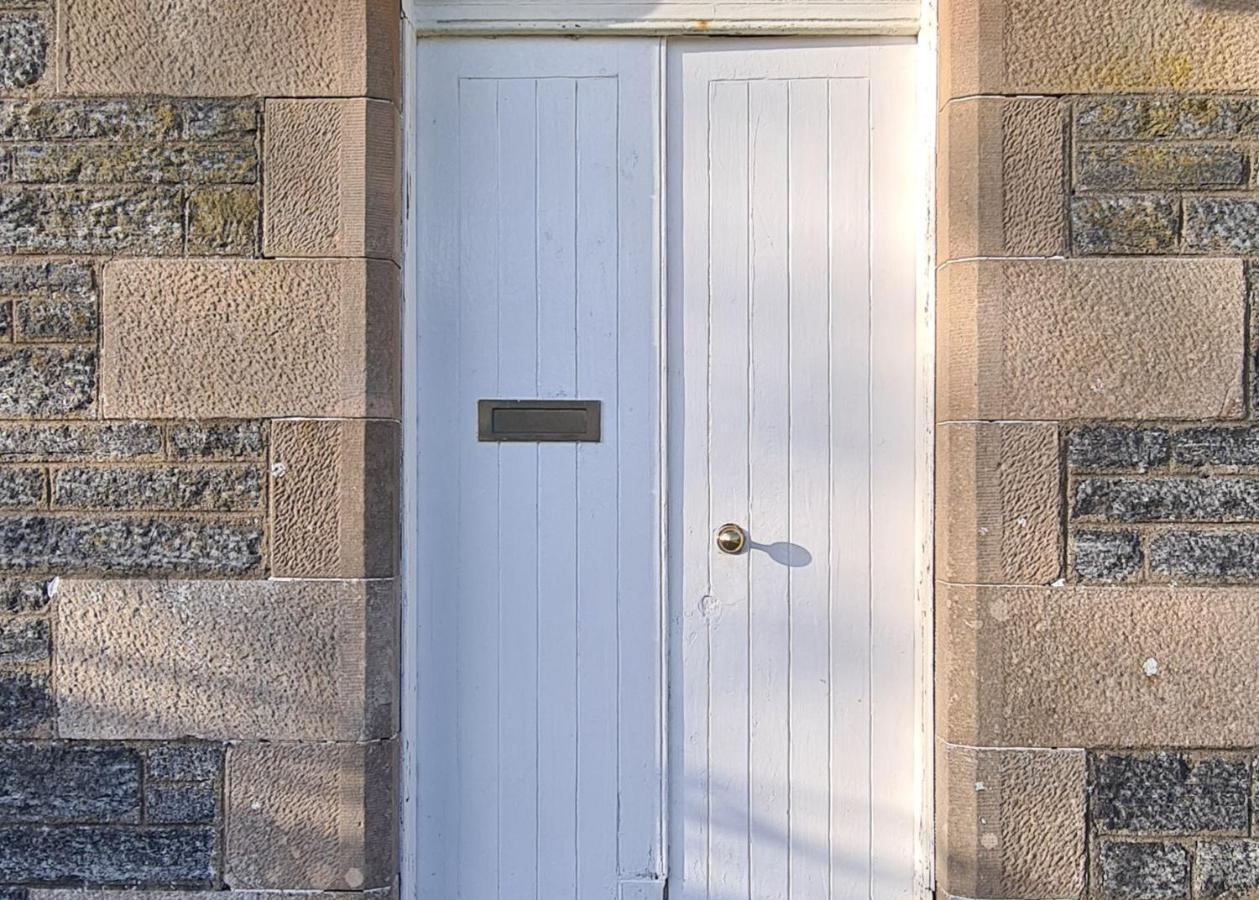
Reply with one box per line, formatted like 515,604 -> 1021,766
667,39 -> 919,899
414,39 -> 664,900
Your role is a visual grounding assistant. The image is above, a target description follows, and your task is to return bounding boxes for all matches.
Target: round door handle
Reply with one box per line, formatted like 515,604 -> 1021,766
716,523 -> 748,555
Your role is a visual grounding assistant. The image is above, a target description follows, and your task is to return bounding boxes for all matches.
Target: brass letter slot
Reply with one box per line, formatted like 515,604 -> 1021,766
478,400 -> 602,443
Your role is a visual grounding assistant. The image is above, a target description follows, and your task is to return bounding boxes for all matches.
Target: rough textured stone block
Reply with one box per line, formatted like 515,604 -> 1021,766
938,259 -> 1245,421
1150,531 -> 1259,581
0,346 -> 95,418
1093,753 -> 1249,834
936,744 -> 1085,899
1185,198 -> 1259,253
937,422 -> 1060,585
0,259 -> 92,295
0,825 -> 215,885
146,782 -> 216,824
14,295 -> 97,342
0,580 -> 46,614
940,583 -> 1259,746
0,743 -> 141,824
0,516 -> 262,575
0,422 -> 161,462
101,259 -> 399,419
0,672 -> 50,734
1077,97 -> 1259,142
0,186 -> 183,255
166,421 -> 265,461
31,890 -> 392,900
941,0 -> 1259,99
272,419 -> 399,578
0,618 -> 49,663
10,143 -> 257,185
52,465 -> 263,512
1069,425 -> 1170,471
1076,143 -> 1247,190
0,468 -> 44,507
226,740 -> 398,891
55,579 -> 398,741
1071,195 -> 1179,255
0,99 -> 255,143
1197,840 -> 1259,899
61,0 -> 399,100
186,186 -> 259,257
1175,427 -> 1259,469
146,744 -> 221,782
0,11 -> 47,91
264,99 -> 400,261
1073,530 -> 1144,582
1074,477 -> 1259,523
1099,840 -> 1190,900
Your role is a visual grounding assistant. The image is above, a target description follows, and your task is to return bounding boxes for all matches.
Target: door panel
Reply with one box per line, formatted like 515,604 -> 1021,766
667,39 -> 917,899
415,39 -> 664,900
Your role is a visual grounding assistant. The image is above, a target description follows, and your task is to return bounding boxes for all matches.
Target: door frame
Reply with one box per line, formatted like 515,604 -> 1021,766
397,6 -> 938,896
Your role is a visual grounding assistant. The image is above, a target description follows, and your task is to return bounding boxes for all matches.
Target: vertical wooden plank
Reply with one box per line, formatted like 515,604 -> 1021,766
786,76 -> 833,900
536,76 -> 581,900
496,76 -> 541,900
576,74 -> 621,900
827,74 -> 874,900
706,77 -> 752,900
747,77 -> 791,900
456,74 -> 502,900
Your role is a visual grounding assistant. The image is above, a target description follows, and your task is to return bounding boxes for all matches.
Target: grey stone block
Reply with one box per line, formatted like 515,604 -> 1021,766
1099,841 -> 1190,900
167,421 -> 266,461
0,618 -> 49,664
0,580 -> 46,613
0,422 -> 162,462
0,14 -> 46,90
146,782 -> 216,824
0,346 -> 94,417
1185,198 -> 1259,253
10,143 -> 257,185
180,101 -> 258,140
0,467 -> 44,508
1076,143 -> 1247,190
0,260 -> 92,296
1074,477 -> 1259,523
1074,530 -> 1143,582
0,186 -> 183,255
52,465 -> 263,512
147,744 -> 221,782
0,743 -> 141,823
14,295 -> 97,342
1069,425 -> 1170,471
0,672 -> 50,734
1076,96 -> 1259,141
1072,195 -> 1178,255
0,99 -> 256,142
1151,531 -> 1259,580
0,516 -> 263,575
1093,752 -> 1249,834
0,824 -> 216,885
1196,840 -> 1259,899
0,301 -> 11,339
1175,426 -> 1259,468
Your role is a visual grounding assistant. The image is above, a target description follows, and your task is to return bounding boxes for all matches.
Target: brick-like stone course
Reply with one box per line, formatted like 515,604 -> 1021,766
1099,840 -> 1190,899
1196,840 -> 1259,899
51,465 -> 263,512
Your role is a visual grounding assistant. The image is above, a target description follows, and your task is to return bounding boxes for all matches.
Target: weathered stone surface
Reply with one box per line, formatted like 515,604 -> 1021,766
0,580 -> 46,614
180,101 -> 257,140
1073,530 -> 1144,582
0,672 -> 50,734
0,619 -> 49,664
0,187 -> 183,255
0,824 -> 215,885
56,579 -> 398,741
1174,427 -> 1259,468
936,745 -> 1086,898
0,260 -> 92,295
0,13 -> 47,91
272,419 -> 399,578
146,744 -> 221,782
0,346 -> 94,417
0,743 -> 141,823
166,421 -> 265,461
226,740 -> 398,890
0,516 -> 262,575
1185,198 -> 1259,253
1075,477 -> 1259,523
1077,97 -> 1259,142
61,0 -> 399,100
101,259 -> 399,419
186,186 -> 258,256
1098,841 -> 1189,900
14,295 -> 97,342
0,468 -> 44,507
264,99 -> 400,261
938,259 -> 1244,421
0,99 -> 256,142
1076,143 -> 1248,190
0,302 -> 11,339
146,782 -> 216,824
1069,425 -> 1170,471
1093,753 -> 1249,834
10,143 -> 257,185
1071,195 -> 1178,255
939,584 -> 1259,746
1150,531 -> 1259,581
0,422 -> 161,462
52,465 -> 263,512
30,889 -> 392,900
1197,840 -> 1259,899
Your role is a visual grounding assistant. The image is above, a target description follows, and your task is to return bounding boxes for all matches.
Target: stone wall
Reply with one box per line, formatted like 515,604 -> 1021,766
0,1 -> 401,895
939,0 -> 1259,898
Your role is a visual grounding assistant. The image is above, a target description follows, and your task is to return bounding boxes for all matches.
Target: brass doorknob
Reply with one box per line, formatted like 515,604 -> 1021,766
716,523 -> 748,555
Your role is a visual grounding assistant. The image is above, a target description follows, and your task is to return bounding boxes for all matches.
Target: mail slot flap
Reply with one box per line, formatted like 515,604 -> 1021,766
478,399 -> 602,442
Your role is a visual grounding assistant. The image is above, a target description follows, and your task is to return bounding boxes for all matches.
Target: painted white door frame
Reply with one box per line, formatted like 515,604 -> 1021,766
398,7 -> 938,897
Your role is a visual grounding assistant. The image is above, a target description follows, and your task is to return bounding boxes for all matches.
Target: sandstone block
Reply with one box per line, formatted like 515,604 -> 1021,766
101,259 -> 399,419
938,258 -> 1245,421
55,579 -> 399,741
186,186 -> 260,257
